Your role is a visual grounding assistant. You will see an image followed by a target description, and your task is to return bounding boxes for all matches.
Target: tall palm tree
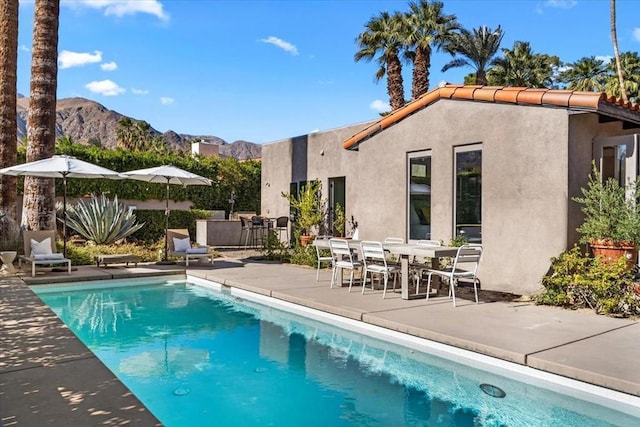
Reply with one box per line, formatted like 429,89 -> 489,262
0,0 -> 19,221
355,11 -> 406,111
441,25 -> 504,85
488,41 -> 560,88
22,0 -> 59,231
610,0 -> 628,103
604,51 -> 640,103
403,0 -> 460,99
557,56 -> 608,92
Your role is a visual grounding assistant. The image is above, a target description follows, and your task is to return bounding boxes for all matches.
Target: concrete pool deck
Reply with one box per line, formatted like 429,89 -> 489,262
1,256 -> 639,425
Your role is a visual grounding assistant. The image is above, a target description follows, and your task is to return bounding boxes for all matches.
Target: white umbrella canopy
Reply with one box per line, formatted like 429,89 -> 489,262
123,165 -> 212,264
0,155 -> 125,256
123,165 -> 212,186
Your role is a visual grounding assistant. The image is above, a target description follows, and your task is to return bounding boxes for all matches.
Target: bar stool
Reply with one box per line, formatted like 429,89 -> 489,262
275,216 -> 289,246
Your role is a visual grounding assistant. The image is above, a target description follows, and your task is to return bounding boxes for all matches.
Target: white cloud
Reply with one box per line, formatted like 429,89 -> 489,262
544,0 -> 577,8
65,0 -> 169,21
19,45 -> 30,52
132,88 -> 149,95
370,99 -> 390,113
100,61 -> 117,71
160,97 -> 174,105
633,28 -> 640,43
260,36 -> 299,56
59,50 -> 102,69
85,79 -> 125,96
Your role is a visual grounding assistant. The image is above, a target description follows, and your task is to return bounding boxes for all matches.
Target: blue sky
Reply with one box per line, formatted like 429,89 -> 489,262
16,0 -> 640,144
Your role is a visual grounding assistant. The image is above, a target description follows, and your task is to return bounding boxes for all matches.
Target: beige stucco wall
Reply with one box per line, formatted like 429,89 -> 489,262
261,100 -> 638,295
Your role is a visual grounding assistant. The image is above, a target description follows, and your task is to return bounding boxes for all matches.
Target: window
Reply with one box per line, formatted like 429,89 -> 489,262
407,152 -> 431,241
454,146 -> 482,243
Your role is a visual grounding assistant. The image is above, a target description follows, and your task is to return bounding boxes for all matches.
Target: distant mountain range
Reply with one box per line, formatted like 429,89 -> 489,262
15,95 -> 262,160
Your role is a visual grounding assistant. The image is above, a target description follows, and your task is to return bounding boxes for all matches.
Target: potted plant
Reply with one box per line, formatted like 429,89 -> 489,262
573,163 -> 640,268
281,179 -> 325,246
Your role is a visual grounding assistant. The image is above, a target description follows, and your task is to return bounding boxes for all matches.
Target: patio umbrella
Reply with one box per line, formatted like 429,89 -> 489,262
0,155 -> 125,257
122,165 -> 212,264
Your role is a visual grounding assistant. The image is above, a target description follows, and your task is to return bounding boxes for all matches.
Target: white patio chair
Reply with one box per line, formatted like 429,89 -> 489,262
19,230 -> 71,277
329,238 -> 363,291
167,229 -> 213,267
413,240 -> 441,294
383,237 -> 404,266
360,240 -> 399,298
314,235 -> 333,281
424,244 -> 483,307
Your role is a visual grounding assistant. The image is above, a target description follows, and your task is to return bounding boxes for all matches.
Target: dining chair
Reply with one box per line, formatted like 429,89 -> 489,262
314,235 -> 333,281
360,240 -> 399,298
328,238 -> 363,291
413,240 -> 442,295
424,244 -> 483,307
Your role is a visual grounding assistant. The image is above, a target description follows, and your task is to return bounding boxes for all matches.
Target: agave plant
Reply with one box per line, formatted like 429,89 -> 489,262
64,194 -> 145,245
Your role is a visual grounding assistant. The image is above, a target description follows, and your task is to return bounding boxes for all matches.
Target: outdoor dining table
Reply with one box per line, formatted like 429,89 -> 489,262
313,239 -> 458,300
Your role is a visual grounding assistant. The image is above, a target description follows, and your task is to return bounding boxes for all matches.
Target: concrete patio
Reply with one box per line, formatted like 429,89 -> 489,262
1,255 -> 639,425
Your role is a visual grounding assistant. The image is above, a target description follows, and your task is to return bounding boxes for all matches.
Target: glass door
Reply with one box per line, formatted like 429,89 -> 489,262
407,152 -> 431,241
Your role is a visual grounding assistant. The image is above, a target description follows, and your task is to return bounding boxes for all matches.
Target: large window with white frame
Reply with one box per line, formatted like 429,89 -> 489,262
407,151 -> 431,241
454,145 -> 482,243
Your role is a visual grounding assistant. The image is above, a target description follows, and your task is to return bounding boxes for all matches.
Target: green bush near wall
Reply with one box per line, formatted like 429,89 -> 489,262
130,209 -> 211,243
17,140 -> 262,214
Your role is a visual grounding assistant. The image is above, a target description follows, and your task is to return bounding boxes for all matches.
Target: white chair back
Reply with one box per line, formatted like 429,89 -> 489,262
452,244 -> 483,272
329,238 -> 354,262
360,240 -> 387,266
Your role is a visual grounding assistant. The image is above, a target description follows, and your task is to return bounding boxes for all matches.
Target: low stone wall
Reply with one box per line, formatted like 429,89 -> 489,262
197,219 -> 243,246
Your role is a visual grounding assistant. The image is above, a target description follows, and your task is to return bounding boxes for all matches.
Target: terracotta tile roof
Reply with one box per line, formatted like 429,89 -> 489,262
343,84 -> 640,150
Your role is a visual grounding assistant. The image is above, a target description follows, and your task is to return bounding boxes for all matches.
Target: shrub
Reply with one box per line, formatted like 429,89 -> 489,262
64,194 -> 145,245
535,246 -> 640,316
259,230 -> 291,261
289,244 -> 317,267
130,209 -> 210,242
64,240 -> 164,266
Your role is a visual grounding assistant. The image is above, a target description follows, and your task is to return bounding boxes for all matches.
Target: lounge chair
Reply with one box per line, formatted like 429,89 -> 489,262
167,229 -> 214,267
19,230 -> 71,277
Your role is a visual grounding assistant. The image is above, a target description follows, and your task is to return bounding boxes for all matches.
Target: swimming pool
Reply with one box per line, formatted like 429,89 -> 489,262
34,276 -> 640,426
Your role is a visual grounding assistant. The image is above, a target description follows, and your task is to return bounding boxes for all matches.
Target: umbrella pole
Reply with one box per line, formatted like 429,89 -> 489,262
157,178 -> 176,265
165,180 -> 169,260
63,176 -> 67,257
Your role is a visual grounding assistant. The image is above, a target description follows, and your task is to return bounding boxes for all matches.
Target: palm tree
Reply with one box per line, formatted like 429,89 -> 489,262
441,25 -> 504,85
610,0 -> 628,103
22,0 -> 59,230
557,56 -> 608,92
604,51 -> 640,103
0,0 -> 19,221
488,41 -> 560,88
403,0 -> 460,99
355,11 -> 406,110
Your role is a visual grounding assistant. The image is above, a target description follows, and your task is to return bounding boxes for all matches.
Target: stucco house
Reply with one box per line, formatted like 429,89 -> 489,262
260,84 -> 640,295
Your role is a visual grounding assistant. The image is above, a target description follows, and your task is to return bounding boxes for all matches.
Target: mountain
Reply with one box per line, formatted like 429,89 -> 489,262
15,96 -> 262,160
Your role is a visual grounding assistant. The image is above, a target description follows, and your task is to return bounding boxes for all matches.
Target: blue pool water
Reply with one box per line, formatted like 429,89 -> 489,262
35,279 -> 640,426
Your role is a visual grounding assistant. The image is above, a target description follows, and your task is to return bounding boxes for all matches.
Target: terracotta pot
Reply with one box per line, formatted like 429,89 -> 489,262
589,239 -> 638,270
300,235 -> 316,247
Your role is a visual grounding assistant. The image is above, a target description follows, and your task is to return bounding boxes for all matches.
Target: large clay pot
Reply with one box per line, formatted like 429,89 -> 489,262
300,235 -> 316,247
589,239 -> 638,270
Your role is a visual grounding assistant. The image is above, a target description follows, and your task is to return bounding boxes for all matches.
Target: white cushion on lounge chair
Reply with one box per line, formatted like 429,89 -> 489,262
32,253 -> 65,260
186,247 -> 208,254
173,237 -> 191,252
31,237 -> 53,257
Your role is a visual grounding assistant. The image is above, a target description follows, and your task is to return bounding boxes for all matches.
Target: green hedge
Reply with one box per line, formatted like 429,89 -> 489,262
17,139 -> 261,213
130,209 -> 211,243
